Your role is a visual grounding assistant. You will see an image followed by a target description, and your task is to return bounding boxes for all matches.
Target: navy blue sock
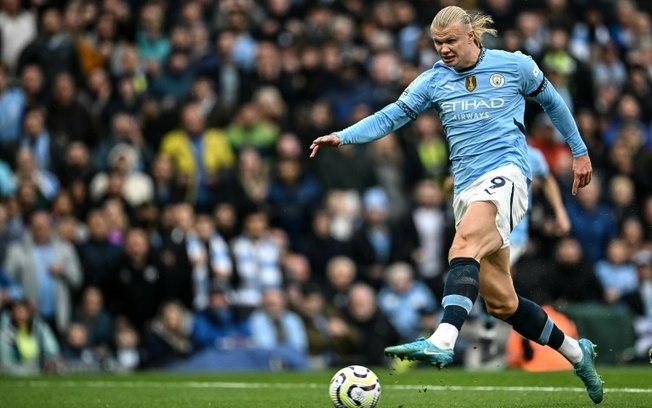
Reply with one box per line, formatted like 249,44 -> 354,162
505,296 -> 565,349
440,257 -> 480,331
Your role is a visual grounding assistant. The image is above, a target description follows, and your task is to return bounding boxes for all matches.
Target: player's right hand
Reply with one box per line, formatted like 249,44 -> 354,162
309,134 -> 342,158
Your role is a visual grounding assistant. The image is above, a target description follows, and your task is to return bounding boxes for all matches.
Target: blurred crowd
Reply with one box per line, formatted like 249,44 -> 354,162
1,0 -> 652,374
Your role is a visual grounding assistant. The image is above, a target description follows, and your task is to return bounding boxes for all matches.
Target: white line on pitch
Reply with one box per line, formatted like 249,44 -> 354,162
11,381 -> 652,394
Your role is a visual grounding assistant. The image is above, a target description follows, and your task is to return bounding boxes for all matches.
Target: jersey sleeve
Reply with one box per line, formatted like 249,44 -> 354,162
397,69 -> 436,119
336,69 -> 435,145
514,52 -> 545,96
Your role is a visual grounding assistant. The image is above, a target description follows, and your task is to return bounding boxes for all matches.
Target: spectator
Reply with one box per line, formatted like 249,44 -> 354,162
0,194 -> 23,264
149,49 -> 195,110
608,175 -> 639,228
592,42 -> 628,91
61,322 -> 105,373
406,113 -> 449,186
367,133 -> 409,220
93,112 -> 154,174
0,268 -> 22,308
57,141 -> 93,190
212,202 -> 241,242
72,286 -> 115,354
350,186 -> 414,288
0,299 -> 61,375
15,106 -> 63,173
377,262 -> 437,340
0,61 -> 26,150
113,317 -> 140,372
159,103 -> 235,212
135,2 -> 170,75
186,213 -> 233,310
110,44 -> 147,95
595,238 -> 639,304
230,208 -> 283,308
108,227 -> 165,333
190,282 -> 250,350
0,0 -> 37,74
225,101 -> 280,158
249,287 -> 308,358
46,72 -> 100,148
140,300 -> 193,369
603,94 -> 651,149
18,7 -> 81,88
340,282 -> 400,367
566,174 -> 618,263
77,209 -> 123,294
293,283 -> 359,369
13,147 -> 60,203
547,237 -> 605,304
186,75 -> 231,129
157,203 -> 196,309
513,237 -> 604,306
77,13 -> 117,77
0,160 -> 16,201
266,158 -> 322,247
622,249 -> 652,360
323,256 -> 358,311
19,63 -> 46,108
150,153 -> 184,209
313,143 -> 378,194
234,147 -> 270,206
89,143 -> 155,208
295,209 -> 349,281
3,210 -> 82,335
396,179 -> 449,297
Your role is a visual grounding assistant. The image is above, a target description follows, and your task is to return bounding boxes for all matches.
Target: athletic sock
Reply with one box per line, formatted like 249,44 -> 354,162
429,257 -> 479,349
428,323 -> 459,349
505,296 -> 581,363
558,335 -> 583,364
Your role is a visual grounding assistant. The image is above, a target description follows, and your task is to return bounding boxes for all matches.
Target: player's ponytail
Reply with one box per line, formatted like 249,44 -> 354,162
431,6 -> 497,47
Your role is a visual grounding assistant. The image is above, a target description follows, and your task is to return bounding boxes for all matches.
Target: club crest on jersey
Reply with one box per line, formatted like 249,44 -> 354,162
490,73 -> 505,88
465,75 -> 477,92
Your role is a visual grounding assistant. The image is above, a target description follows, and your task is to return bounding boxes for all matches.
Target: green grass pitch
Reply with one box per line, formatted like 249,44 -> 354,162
1,366 -> 651,407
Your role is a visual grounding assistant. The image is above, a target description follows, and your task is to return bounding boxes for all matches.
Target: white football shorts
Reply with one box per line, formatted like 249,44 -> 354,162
452,163 -> 529,248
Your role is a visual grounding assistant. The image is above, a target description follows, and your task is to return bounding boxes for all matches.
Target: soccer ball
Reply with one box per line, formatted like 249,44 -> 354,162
328,365 -> 381,408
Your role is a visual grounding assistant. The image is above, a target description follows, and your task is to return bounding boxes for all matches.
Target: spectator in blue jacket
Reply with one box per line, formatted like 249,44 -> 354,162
190,282 -> 250,350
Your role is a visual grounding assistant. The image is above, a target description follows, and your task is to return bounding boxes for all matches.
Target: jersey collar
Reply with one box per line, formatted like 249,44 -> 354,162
456,47 -> 485,73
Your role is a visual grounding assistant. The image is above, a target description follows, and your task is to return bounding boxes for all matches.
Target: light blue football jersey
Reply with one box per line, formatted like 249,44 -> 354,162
335,48 -> 586,194
510,145 -> 549,246
398,48 -> 542,192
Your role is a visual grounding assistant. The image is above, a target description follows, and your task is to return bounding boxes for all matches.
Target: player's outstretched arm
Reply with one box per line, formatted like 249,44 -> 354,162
309,134 -> 342,158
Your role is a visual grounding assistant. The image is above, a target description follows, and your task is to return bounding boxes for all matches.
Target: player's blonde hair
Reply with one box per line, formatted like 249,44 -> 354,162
431,6 -> 497,47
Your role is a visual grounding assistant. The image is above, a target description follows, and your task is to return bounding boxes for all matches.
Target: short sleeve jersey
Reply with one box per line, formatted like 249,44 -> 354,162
397,48 -> 545,193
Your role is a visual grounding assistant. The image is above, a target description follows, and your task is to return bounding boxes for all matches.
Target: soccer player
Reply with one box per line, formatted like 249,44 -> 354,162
509,144 -> 571,265
309,6 -> 603,404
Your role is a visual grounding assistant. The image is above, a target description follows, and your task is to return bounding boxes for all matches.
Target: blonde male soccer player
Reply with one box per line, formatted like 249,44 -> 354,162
310,6 -> 602,404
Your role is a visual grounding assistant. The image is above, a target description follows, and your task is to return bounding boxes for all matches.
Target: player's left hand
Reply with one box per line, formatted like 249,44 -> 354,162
309,134 -> 341,158
555,211 -> 571,236
571,154 -> 592,196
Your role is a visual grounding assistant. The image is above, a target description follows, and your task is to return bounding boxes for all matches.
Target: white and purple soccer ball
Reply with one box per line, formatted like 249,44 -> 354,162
328,365 -> 381,408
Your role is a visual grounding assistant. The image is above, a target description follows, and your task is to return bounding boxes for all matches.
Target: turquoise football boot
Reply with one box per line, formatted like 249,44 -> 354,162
384,337 -> 454,368
573,338 -> 604,404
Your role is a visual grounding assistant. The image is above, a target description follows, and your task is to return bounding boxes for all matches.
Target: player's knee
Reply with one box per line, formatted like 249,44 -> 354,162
484,297 -> 518,320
